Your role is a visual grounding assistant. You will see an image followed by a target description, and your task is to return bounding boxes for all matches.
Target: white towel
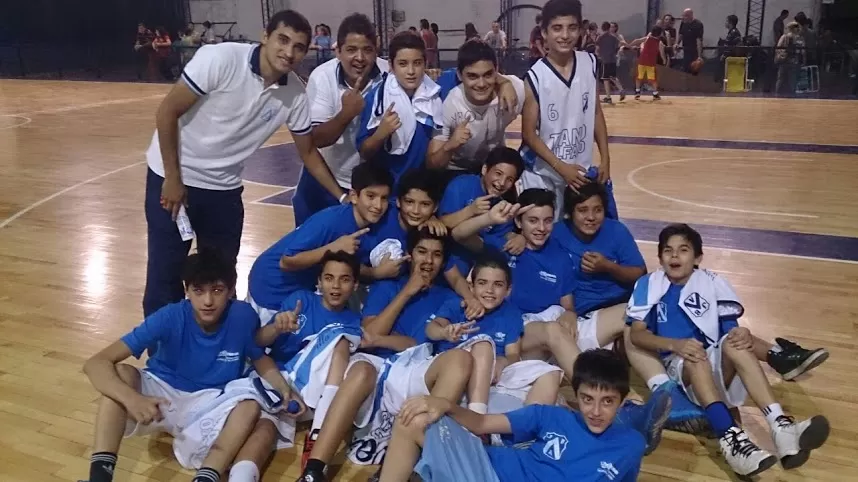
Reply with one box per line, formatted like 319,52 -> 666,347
626,269 -> 743,345
370,238 -> 404,268
366,72 -> 443,155
283,323 -> 362,408
522,305 -> 566,323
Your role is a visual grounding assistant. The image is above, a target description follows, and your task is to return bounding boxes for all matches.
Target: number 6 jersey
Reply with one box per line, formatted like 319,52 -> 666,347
520,52 -> 598,178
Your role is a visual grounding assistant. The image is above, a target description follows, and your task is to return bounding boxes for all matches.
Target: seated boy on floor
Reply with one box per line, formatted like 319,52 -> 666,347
627,223 -> 830,477
230,251 -> 382,482
426,252 -> 563,417
79,248 -> 297,482
377,349 -> 663,482
246,162 -> 393,325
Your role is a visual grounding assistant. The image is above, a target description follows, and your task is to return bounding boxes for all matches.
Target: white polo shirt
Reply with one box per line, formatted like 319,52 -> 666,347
305,57 -> 388,189
434,75 -> 525,171
146,43 -> 312,190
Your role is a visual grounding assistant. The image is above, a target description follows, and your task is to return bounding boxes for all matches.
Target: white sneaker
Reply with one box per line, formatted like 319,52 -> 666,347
719,427 -> 778,476
772,415 -> 830,469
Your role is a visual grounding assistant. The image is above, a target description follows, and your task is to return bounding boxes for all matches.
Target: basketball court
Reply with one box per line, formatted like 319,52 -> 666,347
1,78 -> 857,481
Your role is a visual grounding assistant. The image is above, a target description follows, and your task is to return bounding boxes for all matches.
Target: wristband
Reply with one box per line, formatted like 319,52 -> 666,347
339,193 -> 348,203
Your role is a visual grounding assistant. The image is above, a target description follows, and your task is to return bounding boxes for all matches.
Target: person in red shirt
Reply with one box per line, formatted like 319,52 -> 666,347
420,19 -> 439,68
152,27 -> 174,79
631,26 -> 665,100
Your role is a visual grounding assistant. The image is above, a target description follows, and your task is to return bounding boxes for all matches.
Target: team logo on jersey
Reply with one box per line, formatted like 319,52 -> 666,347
598,461 -> 619,480
216,350 -> 240,363
297,313 -> 308,329
582,92 -> 590,113
260,107 -> 275,122
508,256 -> 517,268
656,301 -> 668,323
548,126 -> 587,160
542,432 -> 568,460
683,293 -> 710,317
539,271 -> 557,283
494,332 -> 506,344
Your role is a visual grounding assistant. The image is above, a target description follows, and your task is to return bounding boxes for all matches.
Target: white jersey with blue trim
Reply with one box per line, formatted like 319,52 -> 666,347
520,52 -> 598,177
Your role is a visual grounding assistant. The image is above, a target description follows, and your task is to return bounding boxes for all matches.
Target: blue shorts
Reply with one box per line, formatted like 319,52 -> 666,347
415,417 -> 500,482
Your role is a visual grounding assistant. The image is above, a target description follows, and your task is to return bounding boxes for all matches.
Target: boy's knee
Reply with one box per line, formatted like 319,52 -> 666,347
232,400 -> 262,421
539,370 -> 563,386
116,364 -> 141,387
443,349 -> 474,371
470,341 -> 494,359
722,342 -> 754,363
347,360 -> 378,386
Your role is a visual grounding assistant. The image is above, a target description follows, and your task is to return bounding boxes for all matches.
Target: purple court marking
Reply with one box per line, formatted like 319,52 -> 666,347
503,131 -> 858,154
243,142 -> 858,262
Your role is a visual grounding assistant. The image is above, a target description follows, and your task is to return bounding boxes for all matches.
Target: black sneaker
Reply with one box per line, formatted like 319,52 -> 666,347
619,92 -> 627,101
297,468 -> 327,482
602,96 -> 613,104
768,338 -> 829,381
653,93 -> 662,100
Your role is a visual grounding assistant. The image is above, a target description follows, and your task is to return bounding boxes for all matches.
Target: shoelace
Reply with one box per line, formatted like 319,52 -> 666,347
775,415 -> 796,429
725,429 -> 761,457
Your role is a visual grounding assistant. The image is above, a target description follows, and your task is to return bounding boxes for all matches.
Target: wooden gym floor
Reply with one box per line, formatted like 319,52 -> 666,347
1,78 -> 857,481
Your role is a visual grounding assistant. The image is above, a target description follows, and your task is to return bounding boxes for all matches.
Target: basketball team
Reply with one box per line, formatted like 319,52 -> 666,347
78,1 -> 832,481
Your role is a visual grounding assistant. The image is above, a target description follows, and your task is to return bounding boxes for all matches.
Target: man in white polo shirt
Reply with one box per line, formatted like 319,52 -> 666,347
292,13 -> 389,226
144,9 -> 344,316
427,39 -> 525,177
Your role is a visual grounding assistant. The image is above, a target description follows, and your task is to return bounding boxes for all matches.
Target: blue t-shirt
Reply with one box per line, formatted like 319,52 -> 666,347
431,298 -> 523,356
268,290 -> 362,367
638,283 -> 739,357
487,405 -> 645,482
437,68 -> 459,101
248,204 -> 368,310
362,277 -> 457,358
552,219 -> 645,315
356,80 -> 437,187
121,300 -> 264,392
487,236 -> 576,314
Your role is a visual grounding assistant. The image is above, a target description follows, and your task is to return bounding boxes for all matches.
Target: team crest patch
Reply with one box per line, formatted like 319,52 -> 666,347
582,92 -> 590,113
683,293 -> 710,317
656,301 -> 667,323
542,432 -> 568,460
260,107 -> 275,122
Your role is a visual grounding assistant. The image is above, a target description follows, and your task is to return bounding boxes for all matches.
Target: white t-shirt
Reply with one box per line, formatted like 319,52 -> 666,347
305,57 -> 389,189
146,43 -> 311,190
484,30 -> 507,49
434,75 -> 525,171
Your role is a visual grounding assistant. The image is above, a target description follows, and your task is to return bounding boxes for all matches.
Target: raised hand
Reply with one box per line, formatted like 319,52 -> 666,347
274,299 -> 303,334
329,227 -> 371,255
443,320 -> 479,343
378,103 -> 402,137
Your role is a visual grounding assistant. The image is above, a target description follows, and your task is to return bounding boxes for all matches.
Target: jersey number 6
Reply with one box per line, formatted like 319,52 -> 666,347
547,104 -> 559,122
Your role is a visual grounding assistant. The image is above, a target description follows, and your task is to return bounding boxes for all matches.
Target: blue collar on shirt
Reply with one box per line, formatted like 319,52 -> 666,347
337,61 -> 383,89
250,45 -> 289,85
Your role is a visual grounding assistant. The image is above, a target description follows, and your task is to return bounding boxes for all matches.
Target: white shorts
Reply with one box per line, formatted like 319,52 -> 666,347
522,305 -> 615,352
492,360 -> 563,402
246,292 -> 278,327
124,369 -> 222,438
664,334 -> 749,408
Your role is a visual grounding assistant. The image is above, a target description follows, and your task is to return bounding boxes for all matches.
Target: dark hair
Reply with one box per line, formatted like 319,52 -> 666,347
535,14 -> 543,23
420,19 -> 430,30
465,23 -> 478,39
472,251 -> 512,284
517,188 -> 555,212
726,15 -> 739,27
406,226 -> 449,258
610,21 -> 619,29
409,26 -> 417,32
572,348 -> 630,399
320,250 -> 361,279
658,223 -> 703,257
182,247 -> 237,289
541,0 -> 583,30
563,183 -> 608,218
351,161 -> 394,193
781,9 -> 789,16
457,39 -> 497,71
431,23 -> 439,34
397,169 -> 442,204
601,21 -> 611,31
202,21 -> 212,29
266,10 -> 312,41
650,25 -> 664,36
389,31 -> 425,60
484,146 -> 525,178
337,13 -> 377,47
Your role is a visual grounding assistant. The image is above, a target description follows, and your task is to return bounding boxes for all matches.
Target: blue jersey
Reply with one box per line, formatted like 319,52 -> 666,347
248,204 -> 367,310
356,82 -> 435,187
552,219 -> 645,315
639,283 -> 739,357
437,68 -> 459,101
487,405 -> 645,482
362,277 -> 457,358
432,298 -> 523,356
487,236 -> 576,314
121,300 -> 264,392
438,174 -> 514,246
268,290 -> 362,367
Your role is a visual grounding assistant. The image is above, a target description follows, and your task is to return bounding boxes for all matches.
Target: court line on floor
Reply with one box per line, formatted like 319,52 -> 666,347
250,186 -> 295,203
1,94 -> 166,117
627,157 -> 819,219
635,240 -> 858,265
0,115 -> 32,129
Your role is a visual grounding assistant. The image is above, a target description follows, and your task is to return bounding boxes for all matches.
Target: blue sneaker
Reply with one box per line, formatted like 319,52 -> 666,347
662,382 -> 714,438
616,382 -> 672,455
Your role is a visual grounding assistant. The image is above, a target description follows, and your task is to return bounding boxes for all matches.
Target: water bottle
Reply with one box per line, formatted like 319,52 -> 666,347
176,205 -> 195,241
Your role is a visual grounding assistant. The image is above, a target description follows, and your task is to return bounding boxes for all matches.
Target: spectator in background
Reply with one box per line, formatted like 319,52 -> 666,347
775,21 -> 804,94
484,21 -> 507,50
678,8 -> 704,74
794,12 -> 816,65
134,23 -> 155,80
431,22 -> 439,37
716,15 -> 743,82
464,23 -> 480,42
597,21 -> 625,103
178,25 -> 201,67
576,19 -> 590,50
152,27 -> 173,80
311,24 -> 333,64
420,19 -> 439,68
661,14 -> 677,65
409,26 -> 418,33
773,10 -> 789,45
529,14 -> 545,67
201,21 -> 217,44
581,21 -> 598,54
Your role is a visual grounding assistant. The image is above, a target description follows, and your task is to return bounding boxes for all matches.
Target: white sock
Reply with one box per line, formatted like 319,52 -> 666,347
769,344 -> 783,353
647,374 -> 671,392
762,403 -> 785,428
468,402 -> 488,415
228,461 -> 259,482
310,385 -> 339,433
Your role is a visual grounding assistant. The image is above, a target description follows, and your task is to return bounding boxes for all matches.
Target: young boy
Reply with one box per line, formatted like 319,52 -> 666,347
79,248 -> 296,482
596,21 -> 626,103
246,162 -> 393,325
427,40 -> 525,173
627,224 -> 830,476
357,32 -> 443,187
519,0 -> 615,222
348,227 -> 475,469
377,349 -> 661,482
630,26 -> 665,100
427,253 -> 563,416
294,13 -> 389,225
